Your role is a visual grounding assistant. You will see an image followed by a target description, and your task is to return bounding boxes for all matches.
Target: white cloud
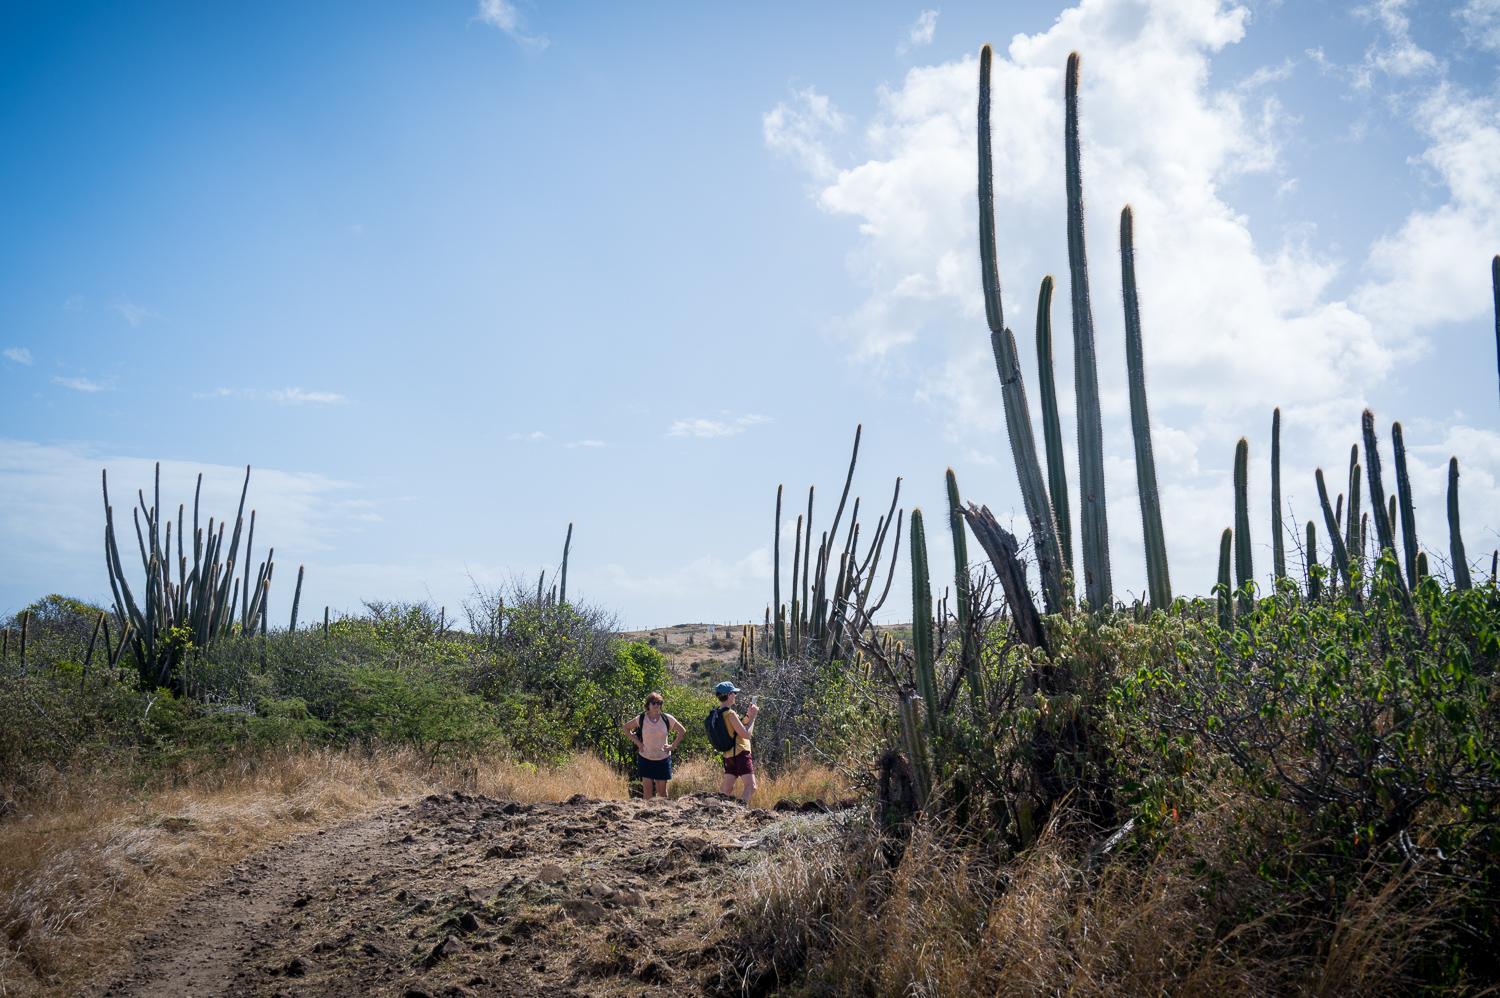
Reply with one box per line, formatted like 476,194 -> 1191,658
508,430 -> 549,441
476,0 -> 548,48
565,440 -> 607,448
1458,0 -> 1500,52
110,300 -> 161,326
52,375 -> 110,392
764,89 -> 849,182
763,0 -> 1500,597
910,10 -> 939,46
666,414 -> 773,438
3,347 -> 33,365
268,388 -> 347,405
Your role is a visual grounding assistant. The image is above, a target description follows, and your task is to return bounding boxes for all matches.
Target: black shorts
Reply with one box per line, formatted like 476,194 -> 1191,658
637,755 -> 672,781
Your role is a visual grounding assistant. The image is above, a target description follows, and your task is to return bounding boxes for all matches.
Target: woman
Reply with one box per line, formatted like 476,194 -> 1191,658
623,692 -> 685,800
714,681 -> 758,804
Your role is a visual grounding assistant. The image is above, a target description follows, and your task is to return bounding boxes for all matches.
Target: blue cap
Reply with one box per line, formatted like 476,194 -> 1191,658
714,681 -> 741,696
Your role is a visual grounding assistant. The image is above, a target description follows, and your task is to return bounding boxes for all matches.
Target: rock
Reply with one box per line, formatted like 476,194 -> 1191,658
636,957 -> 674,984
403,989 -> 433,998
284,955 -> 312,977
566,793 -> 592,805
423,934 -> 461,969
645,916 -> 666,929
400,832 -> 416,842
560,898 -> 605,924
291,896 -> 310,908
616,890 -> 644,907
538,863 -> 566,884
362,941 -> 384,957
772,798 -> 799,812
500,801 -> 523,815
800,799 -> 831,814
458,912 -> 481,934
485,838 -> 527,859
588,881 -> 614,899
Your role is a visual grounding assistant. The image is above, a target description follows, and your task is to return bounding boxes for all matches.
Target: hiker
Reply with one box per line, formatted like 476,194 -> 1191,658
624,692 -> 684,800
712,681 -> 758,804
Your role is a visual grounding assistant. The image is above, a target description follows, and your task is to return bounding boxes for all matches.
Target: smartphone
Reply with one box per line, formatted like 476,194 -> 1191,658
751,695 -> 759,706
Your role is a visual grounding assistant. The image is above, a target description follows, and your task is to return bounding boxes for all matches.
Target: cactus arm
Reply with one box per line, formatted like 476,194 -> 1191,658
1392,422 -> 1419,587
1233,438 -> 1253,615
289,564 -> 305,632
990,327 -> 1068,613
790,513 -> 803,651
866,509 -> 904,617
817,426 -> 863,614
978,45 -> 1006,335
1120,206 -> 1171,609
946,469 -> 982,711
1064,52 -> 1112,611
1216,527 -> 1233,629
1346,449 -> 1362,580
560,522 -> 573,604
909,509 -> 940,734
802,487 -> 814,634
1449,457 -> 1472,590
1306,521 -> 1322,601
1271,409 -> 1286,582
1034,275 -> 1073,579
1494,255 -> 1499,416
773,486 -> 785,658
1316,469 -> 1351,588
1361,409 -> 1405,592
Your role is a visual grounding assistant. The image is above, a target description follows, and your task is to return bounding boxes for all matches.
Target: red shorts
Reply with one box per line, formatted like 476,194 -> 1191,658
722,751 -> 754,777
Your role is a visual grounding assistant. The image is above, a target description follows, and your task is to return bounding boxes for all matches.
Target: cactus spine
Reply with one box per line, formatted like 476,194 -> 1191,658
945,469 -> 981,710
1315,469 -> 1352,589
1216,528 -> 1233,629
1233,438 -> 1252,616
909,509 -> 940,736
1306,521 -> 1322,601
1119,206 -> 1171,609
978,46 -> 1067,614
1392,422 -> 1419,587
1449,456 -> 1472,590
1035,275 -> 1073,580
1064,51 -> 1112,611
1271,409 -> 1286,583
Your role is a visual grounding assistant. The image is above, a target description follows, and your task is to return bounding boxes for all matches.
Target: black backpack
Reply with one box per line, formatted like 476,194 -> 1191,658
704,706 -> 737,753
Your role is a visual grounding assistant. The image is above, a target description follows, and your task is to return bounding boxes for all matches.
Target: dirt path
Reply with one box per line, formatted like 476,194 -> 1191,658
87,791 -> 822,998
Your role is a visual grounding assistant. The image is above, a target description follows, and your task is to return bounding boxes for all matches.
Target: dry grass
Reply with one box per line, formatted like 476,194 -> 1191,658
729,802 -> 1443,998
663,757 -> 846,805
0,747 -> 629,998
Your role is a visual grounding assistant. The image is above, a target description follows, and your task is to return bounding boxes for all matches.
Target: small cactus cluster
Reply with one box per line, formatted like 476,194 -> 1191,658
102,463 -> 297,690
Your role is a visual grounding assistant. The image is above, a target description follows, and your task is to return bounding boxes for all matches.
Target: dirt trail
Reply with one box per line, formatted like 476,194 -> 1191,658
87,791 -> 827,998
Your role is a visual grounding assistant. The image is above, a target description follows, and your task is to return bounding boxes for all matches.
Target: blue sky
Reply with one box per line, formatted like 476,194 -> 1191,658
4,0 -> 1500,629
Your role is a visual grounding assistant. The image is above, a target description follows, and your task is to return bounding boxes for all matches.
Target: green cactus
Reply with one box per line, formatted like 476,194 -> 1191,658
1306,520 -> 1322,601
1392,422 -> 1418,587
945,469 -> 982,710
1416,551 -> 1429,581
1361,409 -> 1405,593
1494,256 -> 1499,413
1064,51 -> 1112,611
1034,275 -> 1073,580
1346,448 -> 1363,580
1216,527 -> 1233,629
1119,206 -> 1171,610
773,485 -> 785,658
1449,456 -> 1472,590
802,487 -> 814,640
289,564 -> 305,633
790,512 -> 803,651
560,522 -> 573,604
1272,409 -> 1286,583
1233,438 -> 1252,616
909,508 -> 939,736
979,46 -> 1067,614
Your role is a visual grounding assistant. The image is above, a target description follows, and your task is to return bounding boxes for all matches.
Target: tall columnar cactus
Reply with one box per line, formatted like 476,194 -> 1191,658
289,564 -> 305,633
1493,255 -> 1499,415
945,469 -> 982,710
1064,51 -> 1112,611
1216,528 -> 1233,629
1119,206 -> 1171,610
1346,447 -> 1363,580
909,508 -> 940,735
560,522 -> 573,604
1271,409 -> 1286,583
1315,469 -> 1352,588
1233,438 -> 1253,616
978,45 -> 1067,614
1035,275 -> 1073,581
1449,456 -> 1473,590
1361,409 -> 1405,593
1392,422 -> 1419,587
773,487 -> 786,658
1306,521 -> 1322,601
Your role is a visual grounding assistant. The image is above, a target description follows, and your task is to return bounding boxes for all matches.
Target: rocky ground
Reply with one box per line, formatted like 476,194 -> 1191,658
86,791 -> 843,998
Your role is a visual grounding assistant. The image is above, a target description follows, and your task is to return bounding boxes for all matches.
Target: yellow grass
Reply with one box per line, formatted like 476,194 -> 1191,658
662,756 -> 847,804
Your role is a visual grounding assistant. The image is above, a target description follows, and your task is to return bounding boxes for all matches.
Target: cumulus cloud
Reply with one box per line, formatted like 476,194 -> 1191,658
1458,0 -> 1500,52
476,0 -> 548,48
910,10 -> 940,46
3,347 -> 33,365
764,0 -> 1500,597
666,414 -> 773,438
